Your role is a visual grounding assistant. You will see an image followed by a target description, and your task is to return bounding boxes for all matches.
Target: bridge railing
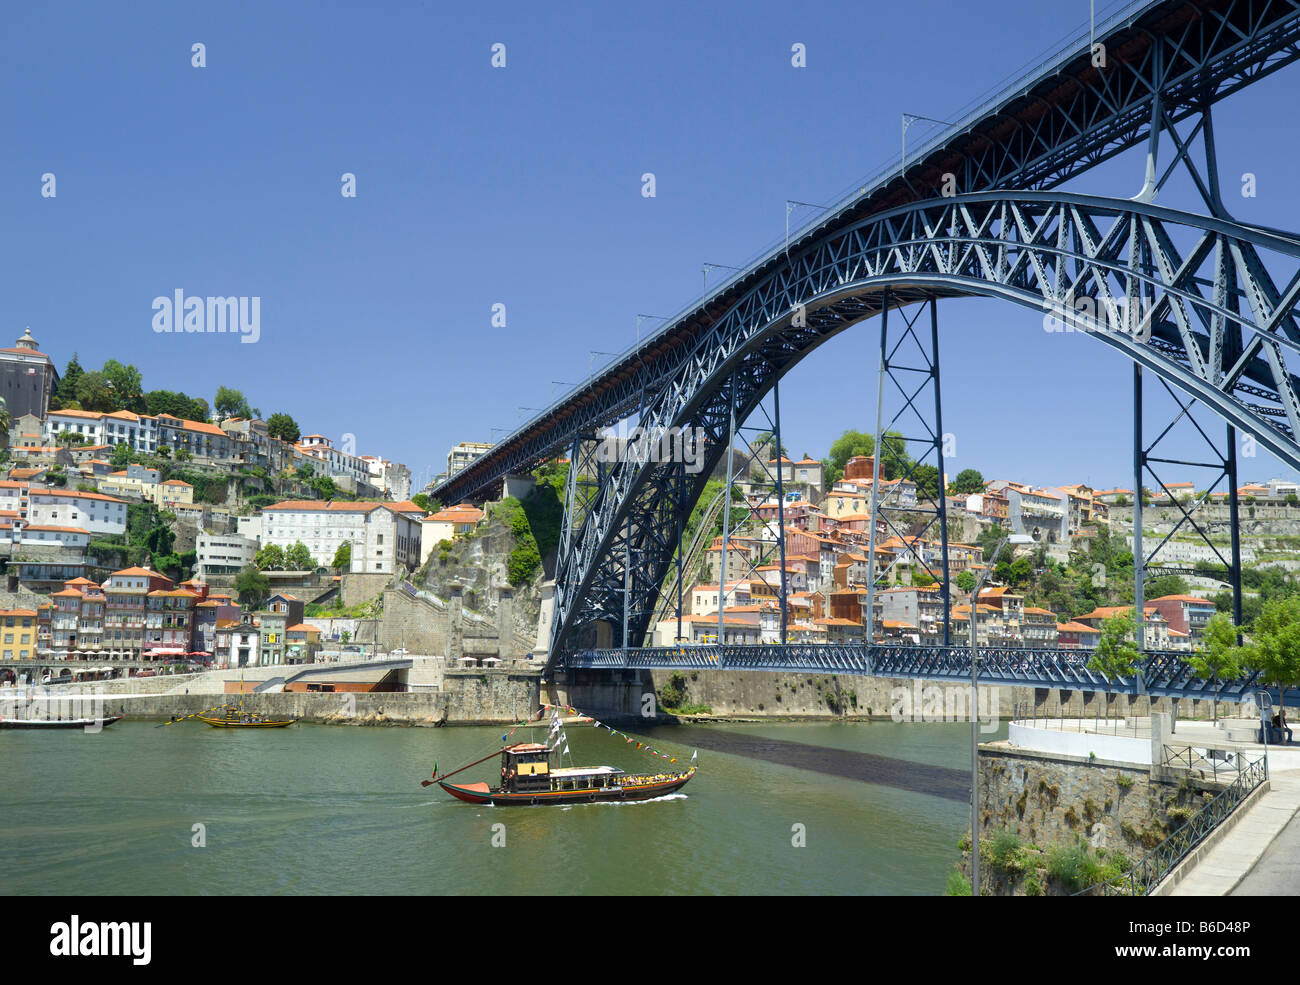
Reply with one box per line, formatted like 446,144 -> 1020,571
1075,752 -> 1268,896
559,645 -> 1291,704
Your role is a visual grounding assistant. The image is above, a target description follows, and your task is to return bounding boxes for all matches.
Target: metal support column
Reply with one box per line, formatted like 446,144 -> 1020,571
1133,364 -> 1146,653
930,298 -> 952,646
718,377 -> 737,647
622,514 -> 631,650
772,378 -> 788,644
1226,424 -> 1243,633
864,290 -> 889,643
676,462 -> 685,643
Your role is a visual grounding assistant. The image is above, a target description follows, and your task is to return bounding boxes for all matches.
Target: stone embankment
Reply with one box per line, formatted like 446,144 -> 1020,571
551,668 -> 1234,723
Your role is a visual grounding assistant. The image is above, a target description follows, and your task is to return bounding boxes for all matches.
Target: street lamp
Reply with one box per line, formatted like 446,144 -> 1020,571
702,262 -> 742,307
969,531 -> 1033,897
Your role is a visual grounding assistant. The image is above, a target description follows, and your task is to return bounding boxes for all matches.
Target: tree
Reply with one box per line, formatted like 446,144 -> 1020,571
55,354 -> 85,409
1088,612 -> 1140,678
912,463 -> 941,503
214,386 -> 252,420
111,443 -> 133,468
101,359 -> 145,412
1010,555 -> 1033,587
825,428 -> 913,483
266,413 -> 301,443
235,565 -> 270,608
56,430 -> 91,447
955,570 -> 976,594
255,544 -> 286,570
1188,613 -> 1243,722
75,371 -> 115,412
332,541 -> 352,570
1145,573 -> 1191,599
1242,596 -> 1300,715
285,541 -> 314,571
146,389 -> 210,422
411,493 -> 433,513
828,430 -> 875,476
948,469 -> 985,495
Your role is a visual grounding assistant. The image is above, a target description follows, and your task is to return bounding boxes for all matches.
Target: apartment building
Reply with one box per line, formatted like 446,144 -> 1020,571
196,533 -> 258,579
296,435 -> 371,486
419,504 -> 484,562
0,609 -> 38,660
258,593 -> 306,665
1147,594 -> 1219,643
145,587 -> 202,658
49,578 -> 105,654
103,566 -> 177,660
447,441 -> 493,479
27,488 -> 128,537
1074,605 -> 1172,650
252,500 -> 422,573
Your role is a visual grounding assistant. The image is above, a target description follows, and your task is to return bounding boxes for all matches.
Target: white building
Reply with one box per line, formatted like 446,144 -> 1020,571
25,489 -> 128,537
19,525 -> 90,549
196,533 -> 258,579
447,441 -> 493,479
258,500 -> 422,573
45,409 -> 159,455
296,435 -> 371,486
362,456 -> 412,501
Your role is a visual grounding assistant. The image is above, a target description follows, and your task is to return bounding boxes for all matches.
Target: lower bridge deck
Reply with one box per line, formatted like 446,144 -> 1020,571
561,645 -> 1290,706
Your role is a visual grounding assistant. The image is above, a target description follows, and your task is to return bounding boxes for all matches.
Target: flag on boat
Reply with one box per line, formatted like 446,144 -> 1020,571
691,750 -> 698,763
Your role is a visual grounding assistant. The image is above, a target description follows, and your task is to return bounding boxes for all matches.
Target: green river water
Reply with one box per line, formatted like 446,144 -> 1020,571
0,718 -> 1000,895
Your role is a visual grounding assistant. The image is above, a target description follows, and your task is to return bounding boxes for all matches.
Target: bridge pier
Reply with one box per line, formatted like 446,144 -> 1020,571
1132,362 -> 1245,644
865,290 -> 952,643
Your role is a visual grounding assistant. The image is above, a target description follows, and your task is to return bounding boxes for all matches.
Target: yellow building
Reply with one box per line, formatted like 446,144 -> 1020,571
0,609 -> 38,659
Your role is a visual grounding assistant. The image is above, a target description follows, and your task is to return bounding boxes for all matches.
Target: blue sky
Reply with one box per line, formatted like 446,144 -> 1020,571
4,0 -> 1299,495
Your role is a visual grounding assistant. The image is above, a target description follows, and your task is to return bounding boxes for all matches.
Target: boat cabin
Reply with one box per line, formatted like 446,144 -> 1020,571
499,743 -> 628,795
501,743 -> 552,794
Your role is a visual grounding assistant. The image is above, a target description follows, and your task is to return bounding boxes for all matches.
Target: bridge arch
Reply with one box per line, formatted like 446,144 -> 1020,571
550,191 -> 1300,656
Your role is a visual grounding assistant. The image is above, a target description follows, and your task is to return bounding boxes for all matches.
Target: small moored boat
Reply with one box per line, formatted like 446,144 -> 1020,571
0,714 -> 123,730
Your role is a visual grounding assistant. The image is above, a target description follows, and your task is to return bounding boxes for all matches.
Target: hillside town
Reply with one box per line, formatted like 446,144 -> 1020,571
0,324 -> 1295,680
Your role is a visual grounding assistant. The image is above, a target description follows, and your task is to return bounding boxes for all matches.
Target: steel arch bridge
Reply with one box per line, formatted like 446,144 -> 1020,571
428,0 -> 1300,687
548,190 -> 1300,655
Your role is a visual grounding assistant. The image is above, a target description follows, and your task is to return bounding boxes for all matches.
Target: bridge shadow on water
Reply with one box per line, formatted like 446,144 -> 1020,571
672,730 -> 970,802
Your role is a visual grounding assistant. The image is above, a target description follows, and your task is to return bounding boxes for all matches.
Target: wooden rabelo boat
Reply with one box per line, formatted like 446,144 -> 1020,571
196,707 -> 296,728
430,741 -> 696,806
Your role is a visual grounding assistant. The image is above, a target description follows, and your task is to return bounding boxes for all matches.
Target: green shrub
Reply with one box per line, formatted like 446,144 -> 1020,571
945,870 -> 972,896
1046,840 -> 1100,893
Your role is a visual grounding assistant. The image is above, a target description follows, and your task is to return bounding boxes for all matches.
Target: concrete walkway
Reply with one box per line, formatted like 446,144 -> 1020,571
1170,769 -> 1300,895
1232,797 -> 1300,895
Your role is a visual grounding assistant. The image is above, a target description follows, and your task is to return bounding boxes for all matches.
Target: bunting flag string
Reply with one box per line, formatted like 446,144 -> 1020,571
537,702 -> 683,765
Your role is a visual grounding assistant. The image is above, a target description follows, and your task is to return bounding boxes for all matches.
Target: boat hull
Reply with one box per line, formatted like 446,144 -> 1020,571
0,715 -> 123,730
197,716 -> 296,728
440,769 -> 695,806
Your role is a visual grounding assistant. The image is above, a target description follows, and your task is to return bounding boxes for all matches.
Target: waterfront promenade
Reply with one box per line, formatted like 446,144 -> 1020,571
1171,770 -> 1300,895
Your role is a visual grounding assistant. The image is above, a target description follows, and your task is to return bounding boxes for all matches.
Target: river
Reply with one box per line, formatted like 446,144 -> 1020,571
0,718 -> 1000,895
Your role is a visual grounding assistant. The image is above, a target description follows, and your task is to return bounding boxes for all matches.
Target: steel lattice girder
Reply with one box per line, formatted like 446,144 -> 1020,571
562,645 -> 1274,703
433,0 -> 1300,508
547,190 -> 1300,659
